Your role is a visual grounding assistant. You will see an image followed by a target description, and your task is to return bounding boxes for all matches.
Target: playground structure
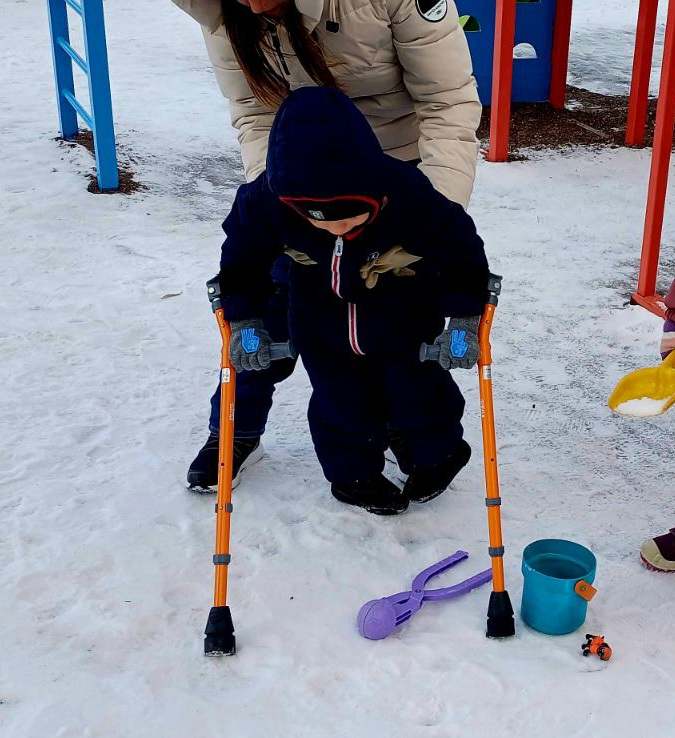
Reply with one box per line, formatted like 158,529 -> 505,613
486,0 -> 673,315
458,0 -> 572,110
485,0 -> 573,162
627,0 -> 675,316
47,0 -> 118,191
44,1 -> 671,301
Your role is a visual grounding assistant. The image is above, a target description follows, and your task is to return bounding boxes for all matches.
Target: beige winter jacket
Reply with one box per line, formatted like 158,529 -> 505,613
171,0 -> 481,207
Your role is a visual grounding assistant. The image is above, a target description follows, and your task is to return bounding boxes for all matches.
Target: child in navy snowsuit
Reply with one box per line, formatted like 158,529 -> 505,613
218,87 -> 489,515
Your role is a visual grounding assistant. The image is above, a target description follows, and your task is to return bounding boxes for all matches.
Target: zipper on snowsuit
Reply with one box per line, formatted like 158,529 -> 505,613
331,236 -> 344,298
330,236 -> 365,356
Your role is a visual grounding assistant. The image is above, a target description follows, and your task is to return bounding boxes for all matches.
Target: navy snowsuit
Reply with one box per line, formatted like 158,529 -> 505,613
218,87 -> 489,484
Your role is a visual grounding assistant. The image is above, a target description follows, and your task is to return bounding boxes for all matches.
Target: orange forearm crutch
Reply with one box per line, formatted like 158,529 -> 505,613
203,276 -> 237,656
478,274 -> 515,638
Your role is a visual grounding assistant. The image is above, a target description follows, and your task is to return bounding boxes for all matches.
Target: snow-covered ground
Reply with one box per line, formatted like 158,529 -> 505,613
1,2 -> 674,737
568,0 -> 668,95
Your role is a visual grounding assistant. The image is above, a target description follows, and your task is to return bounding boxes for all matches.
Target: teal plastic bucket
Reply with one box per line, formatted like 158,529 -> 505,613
521,539 -> 597,635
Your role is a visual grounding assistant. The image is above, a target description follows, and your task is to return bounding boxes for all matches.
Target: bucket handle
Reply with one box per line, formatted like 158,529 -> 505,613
574,580 -> 597,602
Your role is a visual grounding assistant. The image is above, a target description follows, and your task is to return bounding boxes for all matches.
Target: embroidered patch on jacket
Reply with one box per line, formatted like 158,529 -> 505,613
416,0 -> 448,22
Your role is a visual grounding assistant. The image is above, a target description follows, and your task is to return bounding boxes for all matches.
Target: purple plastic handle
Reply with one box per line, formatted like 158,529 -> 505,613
411,550 -> 470,595
357,551 -> 493,640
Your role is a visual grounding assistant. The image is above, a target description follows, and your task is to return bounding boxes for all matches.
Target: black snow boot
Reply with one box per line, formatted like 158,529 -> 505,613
187,433 -> 264,492
404,439 -> 471,504
331,474 -> 409,515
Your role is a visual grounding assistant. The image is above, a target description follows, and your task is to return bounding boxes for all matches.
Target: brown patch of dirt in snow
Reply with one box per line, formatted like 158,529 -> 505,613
477,85 -> 670,160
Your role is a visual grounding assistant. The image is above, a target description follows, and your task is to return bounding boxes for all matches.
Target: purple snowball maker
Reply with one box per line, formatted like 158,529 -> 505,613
357,551 -> 492,640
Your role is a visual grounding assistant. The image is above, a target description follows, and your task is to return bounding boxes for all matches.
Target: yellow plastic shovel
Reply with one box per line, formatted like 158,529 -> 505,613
608,351 -> 675,417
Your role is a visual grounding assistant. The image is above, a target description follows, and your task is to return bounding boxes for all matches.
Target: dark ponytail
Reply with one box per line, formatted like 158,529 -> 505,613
221,2 -> 338,107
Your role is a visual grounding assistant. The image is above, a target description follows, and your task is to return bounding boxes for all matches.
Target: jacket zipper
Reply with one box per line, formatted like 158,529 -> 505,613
267,22 -> 291,76
331,236 -> 343,298
331,236 -> 365,356
326,0 -> 340,31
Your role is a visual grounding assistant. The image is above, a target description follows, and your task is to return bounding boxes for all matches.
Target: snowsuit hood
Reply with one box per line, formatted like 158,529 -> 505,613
266,87 -> 388,203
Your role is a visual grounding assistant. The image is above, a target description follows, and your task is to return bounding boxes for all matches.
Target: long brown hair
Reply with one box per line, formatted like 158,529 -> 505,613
221,2 -> 338,107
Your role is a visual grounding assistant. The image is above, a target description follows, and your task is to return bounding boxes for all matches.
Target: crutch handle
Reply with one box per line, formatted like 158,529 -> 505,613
419,274 -> 502,365
207,278 -> 297,362
419,342 -> 439,363
269,342 -> 297,361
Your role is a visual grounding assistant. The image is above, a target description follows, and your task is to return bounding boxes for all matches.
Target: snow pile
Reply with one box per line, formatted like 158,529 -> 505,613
1,2 -> 674,738
615,397 -> 670,417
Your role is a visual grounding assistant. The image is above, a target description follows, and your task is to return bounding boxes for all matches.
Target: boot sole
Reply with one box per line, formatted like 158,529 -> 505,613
331,489 -> 409,516
409,486 -> 451,505
187,443 -> 265,494
640,553 -> 675,572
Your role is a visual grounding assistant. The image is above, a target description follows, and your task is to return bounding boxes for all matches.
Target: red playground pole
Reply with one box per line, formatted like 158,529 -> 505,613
549,0 -> 574,109
487,0 -> 517,162
626,0 -> 659,146
632,0 -> 675,317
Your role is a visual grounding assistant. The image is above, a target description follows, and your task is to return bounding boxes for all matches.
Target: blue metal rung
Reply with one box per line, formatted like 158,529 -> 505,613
62,89 -> 93,128
65,0 -> 83,16
47,0 -> 119,190
56,37 -> 89,74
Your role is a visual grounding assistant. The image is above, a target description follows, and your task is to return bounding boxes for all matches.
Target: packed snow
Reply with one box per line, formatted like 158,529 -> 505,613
1,2 -> 674,737
615,397 -> 671,417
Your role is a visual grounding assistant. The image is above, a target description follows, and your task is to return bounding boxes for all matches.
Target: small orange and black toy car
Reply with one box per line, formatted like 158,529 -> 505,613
582,634 -> 612,661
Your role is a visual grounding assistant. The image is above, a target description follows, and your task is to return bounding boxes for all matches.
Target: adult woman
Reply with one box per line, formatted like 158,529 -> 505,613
172,0 -> 481,490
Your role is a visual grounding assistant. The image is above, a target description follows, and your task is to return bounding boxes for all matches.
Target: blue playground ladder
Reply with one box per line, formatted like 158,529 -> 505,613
47,0 -> 118,190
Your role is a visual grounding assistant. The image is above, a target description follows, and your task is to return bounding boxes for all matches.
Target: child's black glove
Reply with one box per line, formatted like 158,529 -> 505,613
230,319 -> 272,372
431,316 -> 481,370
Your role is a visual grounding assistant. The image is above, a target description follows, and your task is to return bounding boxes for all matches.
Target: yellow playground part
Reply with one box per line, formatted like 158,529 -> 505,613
609,351 -> 675,417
